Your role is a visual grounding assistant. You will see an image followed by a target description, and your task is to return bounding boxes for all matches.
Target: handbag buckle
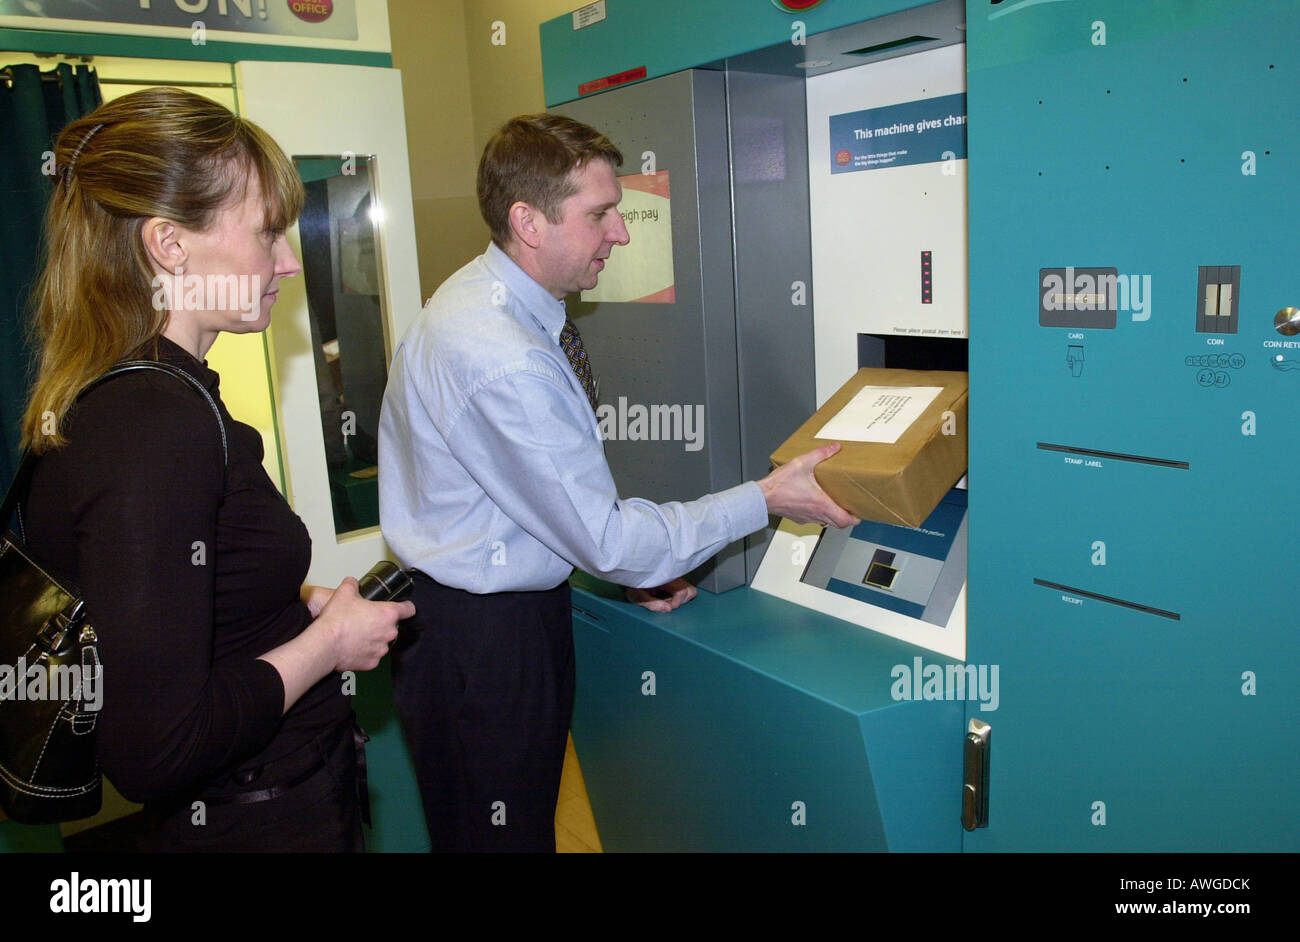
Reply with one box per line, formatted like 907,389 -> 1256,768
35,600 -> 87,654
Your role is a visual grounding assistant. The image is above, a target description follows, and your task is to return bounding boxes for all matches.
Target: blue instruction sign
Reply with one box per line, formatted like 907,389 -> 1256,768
829,93 -> 967,173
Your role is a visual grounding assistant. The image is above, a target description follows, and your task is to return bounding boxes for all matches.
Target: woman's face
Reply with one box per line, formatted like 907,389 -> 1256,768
164,173 -> 301,337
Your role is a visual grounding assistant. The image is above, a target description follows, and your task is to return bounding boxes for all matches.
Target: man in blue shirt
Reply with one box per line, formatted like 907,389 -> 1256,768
379,113 -> 855,852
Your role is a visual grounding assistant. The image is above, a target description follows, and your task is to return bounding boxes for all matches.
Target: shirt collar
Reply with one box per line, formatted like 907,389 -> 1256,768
155,334 -> 220,392
482,241 -> 569,342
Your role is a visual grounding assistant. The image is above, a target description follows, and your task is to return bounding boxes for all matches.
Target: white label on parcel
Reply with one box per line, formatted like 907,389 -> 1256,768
815,386 -> 943,444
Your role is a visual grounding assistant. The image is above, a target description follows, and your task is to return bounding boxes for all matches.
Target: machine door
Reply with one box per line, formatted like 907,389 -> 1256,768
964,0 -> 1298,850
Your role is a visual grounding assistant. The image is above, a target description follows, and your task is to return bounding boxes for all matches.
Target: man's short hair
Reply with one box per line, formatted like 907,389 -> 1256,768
477,113 -> 624,249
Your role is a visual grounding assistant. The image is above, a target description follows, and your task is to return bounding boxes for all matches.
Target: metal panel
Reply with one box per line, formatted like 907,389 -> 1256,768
540,0 -> 925,107
965,0 -> 1300,851
556,70 -> 747,592
569,581 -> 963,851
726,68 -> 817,581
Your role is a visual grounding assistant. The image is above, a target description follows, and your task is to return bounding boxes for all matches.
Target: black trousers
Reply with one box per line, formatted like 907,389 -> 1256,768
390,572 -> 575,852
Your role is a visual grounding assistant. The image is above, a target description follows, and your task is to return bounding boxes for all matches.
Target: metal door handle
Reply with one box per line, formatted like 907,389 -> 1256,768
963,718 -> 991,831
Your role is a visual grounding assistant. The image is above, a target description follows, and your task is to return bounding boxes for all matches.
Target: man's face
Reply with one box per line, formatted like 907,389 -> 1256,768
534,159 -> 630,299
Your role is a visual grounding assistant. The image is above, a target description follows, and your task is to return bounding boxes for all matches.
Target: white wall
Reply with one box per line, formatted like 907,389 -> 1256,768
237,59 -> 421,585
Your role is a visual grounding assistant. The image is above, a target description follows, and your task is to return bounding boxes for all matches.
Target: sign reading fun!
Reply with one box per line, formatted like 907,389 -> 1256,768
0,0 -> 359,39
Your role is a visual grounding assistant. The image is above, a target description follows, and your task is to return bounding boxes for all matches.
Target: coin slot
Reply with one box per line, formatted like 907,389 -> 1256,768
1197,265 -> 1240,334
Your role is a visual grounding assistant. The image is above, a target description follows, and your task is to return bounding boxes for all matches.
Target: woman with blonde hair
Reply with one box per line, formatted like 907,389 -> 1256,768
15,87 -> 413,851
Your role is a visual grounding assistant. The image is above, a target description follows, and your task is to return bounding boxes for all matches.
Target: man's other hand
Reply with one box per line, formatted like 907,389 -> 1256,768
758,441 -> 860,529
625,577 -> 698,613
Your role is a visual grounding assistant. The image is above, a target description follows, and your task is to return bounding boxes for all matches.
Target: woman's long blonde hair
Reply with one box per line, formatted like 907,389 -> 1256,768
21,87 -> 304,453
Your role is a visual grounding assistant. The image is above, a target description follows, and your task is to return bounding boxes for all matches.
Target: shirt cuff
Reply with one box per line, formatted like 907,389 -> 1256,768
716,480 -> 770,541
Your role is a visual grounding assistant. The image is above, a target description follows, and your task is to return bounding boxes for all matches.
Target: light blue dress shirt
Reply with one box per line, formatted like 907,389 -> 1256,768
378,242 -> 769,594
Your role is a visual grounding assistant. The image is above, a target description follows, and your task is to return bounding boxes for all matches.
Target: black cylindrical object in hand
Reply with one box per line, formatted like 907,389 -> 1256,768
358,561 -> 414,603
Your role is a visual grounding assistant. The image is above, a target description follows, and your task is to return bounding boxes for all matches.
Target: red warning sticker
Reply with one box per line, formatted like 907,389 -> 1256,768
579,66 -> 648,97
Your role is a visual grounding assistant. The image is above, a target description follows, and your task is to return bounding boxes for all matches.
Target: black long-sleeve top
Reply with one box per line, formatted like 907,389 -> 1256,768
22,336 -> 349,804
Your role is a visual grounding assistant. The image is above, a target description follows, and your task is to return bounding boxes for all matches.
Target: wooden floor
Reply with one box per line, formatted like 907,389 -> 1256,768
555,734 -> 603,853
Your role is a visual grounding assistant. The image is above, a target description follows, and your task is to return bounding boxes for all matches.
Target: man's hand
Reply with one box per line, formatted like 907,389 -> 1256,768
758,441 -> 860,529
625,577 -> 698,613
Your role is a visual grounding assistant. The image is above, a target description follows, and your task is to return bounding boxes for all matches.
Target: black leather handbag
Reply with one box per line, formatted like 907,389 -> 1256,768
0,360 -> 227,824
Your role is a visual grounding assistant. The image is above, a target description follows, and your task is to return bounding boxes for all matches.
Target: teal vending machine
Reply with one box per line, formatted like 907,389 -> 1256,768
542,0 -> 1298,852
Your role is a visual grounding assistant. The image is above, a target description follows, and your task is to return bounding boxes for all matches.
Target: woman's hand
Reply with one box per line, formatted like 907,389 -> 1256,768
314,577 -> 416,673
260,577 -> 416,713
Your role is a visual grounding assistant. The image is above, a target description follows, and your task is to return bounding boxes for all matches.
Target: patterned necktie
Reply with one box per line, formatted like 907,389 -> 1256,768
559,317 -> 600,413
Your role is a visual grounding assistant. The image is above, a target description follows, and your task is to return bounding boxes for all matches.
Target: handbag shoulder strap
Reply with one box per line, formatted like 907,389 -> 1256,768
2,360 -> 230,539
1,452 -> 38,539
80,360 -> 229,465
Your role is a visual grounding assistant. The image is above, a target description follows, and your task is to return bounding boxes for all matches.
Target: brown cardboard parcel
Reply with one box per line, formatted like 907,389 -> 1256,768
770,369 -> 968,529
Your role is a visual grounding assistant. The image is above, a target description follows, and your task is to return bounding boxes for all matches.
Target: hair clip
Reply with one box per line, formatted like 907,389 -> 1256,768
64,123 -> 104,189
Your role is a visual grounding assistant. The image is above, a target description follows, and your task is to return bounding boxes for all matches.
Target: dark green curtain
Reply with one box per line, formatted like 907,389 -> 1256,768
0,62 -> 101,492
